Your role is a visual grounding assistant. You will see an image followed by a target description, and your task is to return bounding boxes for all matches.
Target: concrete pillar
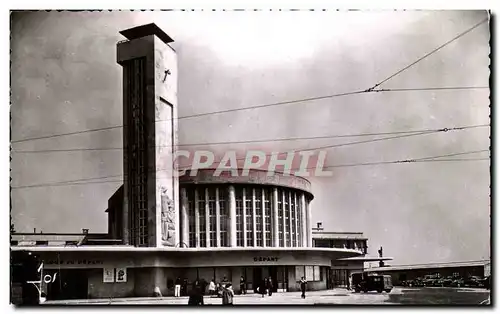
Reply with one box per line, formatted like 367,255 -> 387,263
117,24 -> 179,248
288,192 -> 293,247
252,188 -> 257,247
273,188 -> 279,247
216,188 -> 221,247
205,188 -> 210,248
153,267 -> 167,296
282,191 -> 287,248
194,189 -> 200,248
229,185 -> 237,247
122,187 -> 129,245
243,188 -> 247,247
301,194 -> 307,247
181,188 -> 189,247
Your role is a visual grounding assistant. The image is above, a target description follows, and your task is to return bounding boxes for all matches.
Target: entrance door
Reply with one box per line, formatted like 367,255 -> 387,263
268,266 -> 278,292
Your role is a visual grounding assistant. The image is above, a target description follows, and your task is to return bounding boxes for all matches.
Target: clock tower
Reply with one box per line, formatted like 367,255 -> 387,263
117,23 -> 179,248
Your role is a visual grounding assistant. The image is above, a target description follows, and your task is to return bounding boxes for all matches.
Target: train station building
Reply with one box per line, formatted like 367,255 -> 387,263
11,23 -> 389,301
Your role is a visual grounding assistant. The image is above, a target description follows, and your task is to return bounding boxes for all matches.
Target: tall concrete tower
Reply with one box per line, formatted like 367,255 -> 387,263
117,24 -> 179,248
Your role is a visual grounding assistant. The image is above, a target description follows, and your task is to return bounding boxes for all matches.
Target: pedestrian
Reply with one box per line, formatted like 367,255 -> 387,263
175,277 -> 181,297
188,283 -> 204,305
208,279 -> 216,297
259,278 -> 267,298
222,283 -> 234,305
300,277 -> 307,299
240,276 -> 246,295
153,286 -> 162,297
267,277 -> 273,296
182,278 -> 188,296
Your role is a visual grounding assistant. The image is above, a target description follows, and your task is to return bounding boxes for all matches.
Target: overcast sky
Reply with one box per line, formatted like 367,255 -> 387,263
11,10 -> 490,265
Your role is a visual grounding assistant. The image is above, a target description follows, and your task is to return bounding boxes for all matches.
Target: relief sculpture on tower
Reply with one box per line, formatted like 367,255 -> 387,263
161,187 -> 175,246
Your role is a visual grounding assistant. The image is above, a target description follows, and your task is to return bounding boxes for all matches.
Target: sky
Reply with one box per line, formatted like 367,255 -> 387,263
10,10 -> 490,265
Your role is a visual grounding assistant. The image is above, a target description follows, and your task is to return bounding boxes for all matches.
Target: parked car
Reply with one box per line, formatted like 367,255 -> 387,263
352,273 -> 393,293
441,276 -> 454,287
450,278 -> 464,287
423,274 -> 441,287
465,276 -> 485,287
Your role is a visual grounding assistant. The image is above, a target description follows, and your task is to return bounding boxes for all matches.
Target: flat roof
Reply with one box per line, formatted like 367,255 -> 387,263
120,23 -> 174,44
367,260 -> 490,272
10,245 -> 363,255
337,256 -> 393,262
312,231 -> 367,240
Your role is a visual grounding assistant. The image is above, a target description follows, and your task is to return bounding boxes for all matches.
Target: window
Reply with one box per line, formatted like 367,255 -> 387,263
297,195 -> 302,246
197,190 -> 207,247
291,192 -> 296,247
255,189 -> 263,247
313,266 -> 320,281
305,266 -> 314,281
264,189 -> 272,247
36,241 -> 48,246
236,189 -> 244,247
296,266 -> 304,280
188,190 -> 196,248
208,188 -> 217,247
284,191 -> 290,247
278,190 -> 284,247
245,188 -> 254,246
219,188 -> 229,247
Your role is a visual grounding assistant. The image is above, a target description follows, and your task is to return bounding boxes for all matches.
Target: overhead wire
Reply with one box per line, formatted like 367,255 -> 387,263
10,18 -> 488,144
10,148 -> 490,190
11,123 -> 489,153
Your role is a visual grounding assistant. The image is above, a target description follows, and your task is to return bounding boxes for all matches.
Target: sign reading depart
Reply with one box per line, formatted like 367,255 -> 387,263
254,257 -> 280,262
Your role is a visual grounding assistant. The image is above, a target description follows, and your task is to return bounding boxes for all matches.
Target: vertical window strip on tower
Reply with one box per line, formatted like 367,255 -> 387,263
255,188 -> 263,247
208,188 -> 217,247
264,189 -> 272,247
188,190 -> 196,248
236,189 -> 244,247
245,188 -> 254,247
198,189 -> 207,247
125,58 -> 148,247
278,189 -> 284,247
219,188 -> 228,247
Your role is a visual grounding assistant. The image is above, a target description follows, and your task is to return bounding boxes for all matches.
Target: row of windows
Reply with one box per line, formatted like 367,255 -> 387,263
295,265 -> 322,282
184,186 -> 309,248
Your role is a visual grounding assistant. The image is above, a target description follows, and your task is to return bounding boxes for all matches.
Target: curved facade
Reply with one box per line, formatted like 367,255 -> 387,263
179,169 -> 314,249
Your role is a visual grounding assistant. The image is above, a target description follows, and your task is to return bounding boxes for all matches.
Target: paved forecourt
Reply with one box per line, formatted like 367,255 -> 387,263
43,287 -> 490,305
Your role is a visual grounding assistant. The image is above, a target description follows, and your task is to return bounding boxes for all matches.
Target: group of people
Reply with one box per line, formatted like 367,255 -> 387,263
189,278 -> 234,305
257,276 -> 274,297
180,275 -> 308,305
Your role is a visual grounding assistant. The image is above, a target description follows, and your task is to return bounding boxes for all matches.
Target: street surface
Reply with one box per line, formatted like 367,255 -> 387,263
43,287 -> 490,305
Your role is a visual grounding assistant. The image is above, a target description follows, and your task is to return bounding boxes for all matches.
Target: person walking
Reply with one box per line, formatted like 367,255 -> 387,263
208,279 -> 216,297
259,278 -> 267,298
267,277 -> 273,296
188,282 -> 204,305
174,277 -> 181,297
300,277 -> 307,299
240,276 -> 246,295
222,283 -> 234,305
